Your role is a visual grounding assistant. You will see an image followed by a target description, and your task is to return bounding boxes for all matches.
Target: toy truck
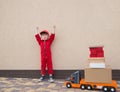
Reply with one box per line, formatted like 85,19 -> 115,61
64,71 -> 118,92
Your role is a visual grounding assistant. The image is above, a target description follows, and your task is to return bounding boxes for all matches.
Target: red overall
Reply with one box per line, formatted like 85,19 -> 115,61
35,33 -> 55,75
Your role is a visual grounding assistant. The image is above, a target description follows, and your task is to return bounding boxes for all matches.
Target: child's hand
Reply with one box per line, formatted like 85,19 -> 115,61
53,25 -> 56,29
36,26 -> 39,34
53,25 -> 56,34
36,27 -> 39,31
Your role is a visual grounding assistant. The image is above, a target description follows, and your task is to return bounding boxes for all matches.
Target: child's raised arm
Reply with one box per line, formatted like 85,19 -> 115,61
35,26 -> 41,45
53,25 -> 56,34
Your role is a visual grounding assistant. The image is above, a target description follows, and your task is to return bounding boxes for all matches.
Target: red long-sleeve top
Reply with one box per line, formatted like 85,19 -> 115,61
35,34 -> 55,58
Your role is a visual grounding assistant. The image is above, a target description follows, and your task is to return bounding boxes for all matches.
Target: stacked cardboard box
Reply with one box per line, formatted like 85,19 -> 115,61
85,68 -> 112,83
88,58 -> 105,68
89,46 -> 104,58
85,46 -> 112,83
88,46 -> 105,68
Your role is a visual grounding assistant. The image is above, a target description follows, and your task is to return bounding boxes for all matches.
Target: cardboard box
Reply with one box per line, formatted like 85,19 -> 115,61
89,62 -> 106,68
88,58 -> 105,63
89,46 -> 104,58
85,68 -> 112,83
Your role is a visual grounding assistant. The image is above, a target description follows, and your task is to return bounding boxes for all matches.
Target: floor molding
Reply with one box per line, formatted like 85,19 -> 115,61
0,70 -> 120,80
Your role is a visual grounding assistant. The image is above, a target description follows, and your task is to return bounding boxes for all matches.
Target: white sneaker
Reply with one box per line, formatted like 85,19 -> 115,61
48,76 -> 54,83
38,76 -> 45,82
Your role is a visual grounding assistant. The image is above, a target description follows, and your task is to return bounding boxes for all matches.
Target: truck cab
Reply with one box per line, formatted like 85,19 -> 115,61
65,71 -> 82,88
66,71 -> 81,84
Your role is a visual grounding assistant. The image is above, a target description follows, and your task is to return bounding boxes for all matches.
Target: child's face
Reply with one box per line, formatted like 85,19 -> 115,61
41,34 -> 49,40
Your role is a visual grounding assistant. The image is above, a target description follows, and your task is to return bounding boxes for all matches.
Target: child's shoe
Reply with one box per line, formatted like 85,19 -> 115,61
48,75 -> 54,83
38,76 -> 45,82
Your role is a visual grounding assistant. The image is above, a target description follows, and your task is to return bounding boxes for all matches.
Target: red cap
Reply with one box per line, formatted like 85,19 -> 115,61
40,30 -> 49,35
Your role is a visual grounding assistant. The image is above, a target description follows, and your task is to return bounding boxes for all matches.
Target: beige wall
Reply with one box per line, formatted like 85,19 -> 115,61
0,0 -> 120,70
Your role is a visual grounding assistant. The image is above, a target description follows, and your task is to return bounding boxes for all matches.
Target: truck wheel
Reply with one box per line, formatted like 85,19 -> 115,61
103,86 -> 109,92
110,87 -> 116,92
87,85 -> 92,90
66,83 -> 71,88
80,84 -> 86,90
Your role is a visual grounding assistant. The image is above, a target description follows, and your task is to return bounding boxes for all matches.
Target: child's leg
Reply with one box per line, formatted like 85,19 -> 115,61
47,56 -> 53,75
47,57 -> 54,83
39,58 -> 47,82
41,58 -> 47,75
